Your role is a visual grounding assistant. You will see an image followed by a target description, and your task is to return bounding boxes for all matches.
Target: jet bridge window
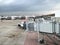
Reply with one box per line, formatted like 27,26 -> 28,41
28,23 -> 34,31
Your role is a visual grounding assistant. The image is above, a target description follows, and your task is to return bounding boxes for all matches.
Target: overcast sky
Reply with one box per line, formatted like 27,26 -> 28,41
0,0 -> 60,13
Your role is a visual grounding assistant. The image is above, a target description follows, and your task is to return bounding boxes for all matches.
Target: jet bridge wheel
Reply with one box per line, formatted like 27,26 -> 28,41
39,39 -> 44,44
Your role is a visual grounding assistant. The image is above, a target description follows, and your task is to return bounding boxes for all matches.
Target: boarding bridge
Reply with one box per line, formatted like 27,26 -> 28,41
26,18 -> 60,34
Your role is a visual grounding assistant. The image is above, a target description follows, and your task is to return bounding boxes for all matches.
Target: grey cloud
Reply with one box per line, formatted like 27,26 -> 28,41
0,0 -> 60,13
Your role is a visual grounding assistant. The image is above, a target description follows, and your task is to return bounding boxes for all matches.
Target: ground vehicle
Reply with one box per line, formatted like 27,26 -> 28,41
18,21 -> 26,29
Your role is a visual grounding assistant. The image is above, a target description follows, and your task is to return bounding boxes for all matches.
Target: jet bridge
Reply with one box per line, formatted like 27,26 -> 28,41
26,16 -> 60,34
